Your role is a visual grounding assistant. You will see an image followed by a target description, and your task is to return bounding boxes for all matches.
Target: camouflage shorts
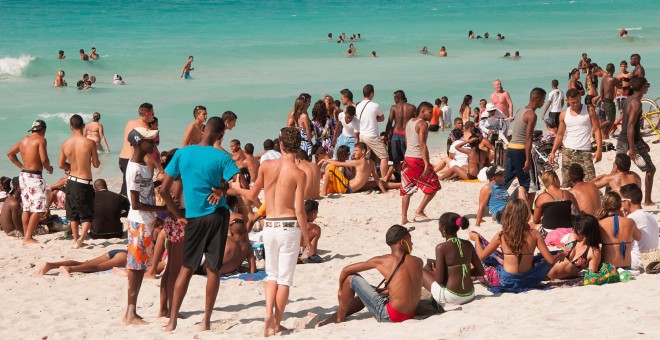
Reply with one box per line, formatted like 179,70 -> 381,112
561,148 -> 595,187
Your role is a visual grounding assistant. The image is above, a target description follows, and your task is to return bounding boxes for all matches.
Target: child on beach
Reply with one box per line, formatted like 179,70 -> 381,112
303,200 -> 323,263
422,212 -> 484,306
123,127 -> 167,325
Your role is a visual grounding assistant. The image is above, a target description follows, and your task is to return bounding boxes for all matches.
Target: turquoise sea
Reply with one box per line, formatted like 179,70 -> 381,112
0,0 -> 658,185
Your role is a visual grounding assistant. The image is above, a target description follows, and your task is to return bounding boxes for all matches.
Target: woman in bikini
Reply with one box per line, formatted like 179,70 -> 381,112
287,97 -> 313,157
422,212 -> 484,306
533,171 -> 579,246
568,68 -> 585,97
597,192 -> 641,268
459,94 -> 473,124
469,199 -> 564,293
547,213 -> 601,279
311,99 -> 335,160
84,112 -> 110,153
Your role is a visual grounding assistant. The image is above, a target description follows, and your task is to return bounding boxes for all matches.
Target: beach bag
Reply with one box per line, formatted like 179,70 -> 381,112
583,262 -> 620,286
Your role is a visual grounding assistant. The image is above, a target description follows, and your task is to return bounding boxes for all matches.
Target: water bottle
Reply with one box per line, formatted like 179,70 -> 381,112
619,270 -> 632,282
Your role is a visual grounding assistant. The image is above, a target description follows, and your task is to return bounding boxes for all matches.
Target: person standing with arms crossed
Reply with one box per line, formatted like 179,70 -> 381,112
232,127 -> 311,337
6,120 -> 54,244
118,103 -> 154,196
59,114 -> 100,248
160,117 -> 243,331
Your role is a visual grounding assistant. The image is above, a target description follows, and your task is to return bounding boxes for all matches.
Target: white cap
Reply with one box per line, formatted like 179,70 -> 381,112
486,103 -> 497,111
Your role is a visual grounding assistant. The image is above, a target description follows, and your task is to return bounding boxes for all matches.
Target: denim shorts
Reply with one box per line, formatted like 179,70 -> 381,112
350,275 -> 391,323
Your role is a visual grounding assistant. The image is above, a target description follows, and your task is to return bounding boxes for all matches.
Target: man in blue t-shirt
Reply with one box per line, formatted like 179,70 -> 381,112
476,166 -> 528,226
160,116 -> 241,332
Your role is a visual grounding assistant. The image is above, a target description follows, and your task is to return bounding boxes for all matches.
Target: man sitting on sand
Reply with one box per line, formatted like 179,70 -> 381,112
567,164 -> 601,215
319,142 -> 397,195
0,177 -> 22,235
439,131 -> 489,181
296,151 -> 320,199
219,196 -> 257,274
592,154 -> 641,193
476,166 -> 527,226
317,225 -> 422,325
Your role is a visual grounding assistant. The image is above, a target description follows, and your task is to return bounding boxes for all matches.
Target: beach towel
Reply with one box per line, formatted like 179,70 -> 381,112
475,233 -> 553,293
326,164 -> 350,194
583,263 -> 620,286
400,157 -> 441,196
220,270 -> 268,282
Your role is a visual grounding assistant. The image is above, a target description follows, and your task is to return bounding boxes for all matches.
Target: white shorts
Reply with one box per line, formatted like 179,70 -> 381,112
431,281 -> 475,305
263,219 -> 301,286
19,171 -> 47,213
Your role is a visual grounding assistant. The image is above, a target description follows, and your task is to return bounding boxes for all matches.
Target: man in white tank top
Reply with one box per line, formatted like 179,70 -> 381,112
400,102 -> 440,225
549,88 -> 602,187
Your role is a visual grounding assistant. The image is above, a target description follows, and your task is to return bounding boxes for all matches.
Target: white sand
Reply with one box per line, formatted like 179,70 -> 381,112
1,138 -> 659,339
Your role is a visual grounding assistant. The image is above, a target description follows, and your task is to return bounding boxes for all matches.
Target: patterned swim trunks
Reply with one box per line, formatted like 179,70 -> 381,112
163,217 -> 185,243
19,171 -> 47,213
127,220 -> 154,270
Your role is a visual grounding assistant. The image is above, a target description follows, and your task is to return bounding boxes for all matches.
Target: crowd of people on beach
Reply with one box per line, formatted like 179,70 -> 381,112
1,46 -> 659,336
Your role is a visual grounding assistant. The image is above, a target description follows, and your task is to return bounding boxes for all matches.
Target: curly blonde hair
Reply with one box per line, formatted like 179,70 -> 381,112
500,199 -> 530,255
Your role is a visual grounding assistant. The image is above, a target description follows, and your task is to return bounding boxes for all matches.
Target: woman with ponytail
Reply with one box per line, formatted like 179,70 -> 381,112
597,192 -> 640,268
422,212 -> 484,306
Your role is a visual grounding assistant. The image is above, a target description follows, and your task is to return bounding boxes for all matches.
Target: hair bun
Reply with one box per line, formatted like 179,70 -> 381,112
459,215 -> 470,229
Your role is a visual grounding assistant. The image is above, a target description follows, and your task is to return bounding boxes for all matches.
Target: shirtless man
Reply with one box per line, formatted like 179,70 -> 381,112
318,225 -> 422,325
578,53 -> 589,74
615,60 -> 633,116
0,177 -> 22,235
385,90 -> 416,177
182,105 -> 207,146
231,127 -> 311,337
592,64 -> 620,138
118,103 -> 154,196
296,150 -> 321,199
567,164 -> 601,215
319,142 -> 397,196
490,79 -> 513,118
213,111 -> 238,150
79,49 -> 89,61
180,56 -> 194,79
242,143 -> 260,184
592,154 -> 641,193
229,139 -> 246,165
59,114 -> 100,248
89,47 -> 99,60
630,54 -> 645,79
340,88 -> 356,108
6,120 -> 54,244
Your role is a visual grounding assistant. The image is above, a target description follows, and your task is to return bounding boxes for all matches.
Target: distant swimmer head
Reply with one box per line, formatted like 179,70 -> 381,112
371,51 -> 377,57
93,112 -> 101,122
468,30 -> 474,38
514,51 -> 520,57
328,32 -> 332,38
57,69 -> 65,77
503,52 -> 511,57
90,75 -> 96,83
80,49 -> 85,54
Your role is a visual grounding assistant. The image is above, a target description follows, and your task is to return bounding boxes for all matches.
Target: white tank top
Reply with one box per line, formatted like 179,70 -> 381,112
563,104 -> 592,151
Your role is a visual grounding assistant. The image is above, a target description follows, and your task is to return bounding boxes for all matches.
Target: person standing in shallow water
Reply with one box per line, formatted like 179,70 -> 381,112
181,56 -> 194,79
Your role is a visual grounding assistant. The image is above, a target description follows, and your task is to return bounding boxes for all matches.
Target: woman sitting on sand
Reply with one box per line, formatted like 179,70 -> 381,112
547,214 -> 601,279
469,199 -> 564,293
597,192 -> 641,268
84,112 -> 111,153
423,212 -> 484,306
533,171 -> 579,246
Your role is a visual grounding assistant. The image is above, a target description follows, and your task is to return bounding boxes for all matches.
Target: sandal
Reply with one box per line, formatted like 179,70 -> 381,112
306,255 -> 324,263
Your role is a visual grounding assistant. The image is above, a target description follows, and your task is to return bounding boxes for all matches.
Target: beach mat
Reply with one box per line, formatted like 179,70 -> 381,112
458,179 -> 484,183
220,270 -> 267,282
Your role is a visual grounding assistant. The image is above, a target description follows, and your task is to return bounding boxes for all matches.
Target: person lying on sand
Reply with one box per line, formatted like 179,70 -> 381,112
36,249 -> 166,277
317,225 -> 422,325
319,142 -> 398,195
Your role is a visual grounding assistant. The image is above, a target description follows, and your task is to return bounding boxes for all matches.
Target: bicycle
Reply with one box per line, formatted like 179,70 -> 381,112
490,117 -> 510,168
640,97 -> 660,139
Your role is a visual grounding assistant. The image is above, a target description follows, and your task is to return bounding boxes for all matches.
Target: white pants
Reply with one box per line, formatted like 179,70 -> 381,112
263,220 -> 301,286
431,281 -> 475,305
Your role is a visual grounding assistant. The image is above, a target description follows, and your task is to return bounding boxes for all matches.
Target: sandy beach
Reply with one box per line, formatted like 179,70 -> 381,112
1,134 -> 658,339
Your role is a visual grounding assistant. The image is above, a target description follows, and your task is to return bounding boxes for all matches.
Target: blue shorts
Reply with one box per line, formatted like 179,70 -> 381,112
334,134 -> 355,158
184,72 -> 191,79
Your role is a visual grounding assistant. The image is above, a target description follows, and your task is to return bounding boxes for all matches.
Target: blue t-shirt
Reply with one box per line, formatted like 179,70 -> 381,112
488,183 -> 509,220
165,145 -> 239,219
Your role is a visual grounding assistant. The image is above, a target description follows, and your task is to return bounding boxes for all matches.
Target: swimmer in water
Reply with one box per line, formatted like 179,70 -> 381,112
370,51 -> 377,58
503,52 -> 511,57
54,70 -> 66,87
328,32 -> 333,40
618,28 -> 629,38
468,30 -> 474,39
438,46 -> 447,57
181,55 -> 194,79
421,46 -> 429,54
90,47 -> 99,59
58,50 -> 65,59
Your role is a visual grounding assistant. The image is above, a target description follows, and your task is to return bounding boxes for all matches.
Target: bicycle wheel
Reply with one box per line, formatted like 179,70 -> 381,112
641,98 -> 660,130
495,143 -> 506,168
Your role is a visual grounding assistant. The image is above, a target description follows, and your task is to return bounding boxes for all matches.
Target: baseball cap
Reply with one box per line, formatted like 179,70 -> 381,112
486,165 -> 505,179
28,120 -> 47,132
386,225 -> 415,246
486,103 -> 497,112
127,127 -> 159,146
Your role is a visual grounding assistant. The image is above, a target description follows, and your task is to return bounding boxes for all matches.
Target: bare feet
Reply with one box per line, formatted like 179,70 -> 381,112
72,240 -> 87,249
316,313 -> 338,328
112,267 -> 128,277
401,217 -> 409,225
276,325 -> 290,333
199,318 -> 210,331
643,201 -> 655,207
22,238 -> 38,245
264,314 -> 275,337
59,266 -> 72,277
124,314 -> 148,326
144,271 -> 157,280
36,263 -> 52,276
164,320 -> 177,332
157,308 -> 169,318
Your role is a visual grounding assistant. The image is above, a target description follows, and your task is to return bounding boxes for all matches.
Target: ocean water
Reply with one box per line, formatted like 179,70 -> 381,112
1,0 -> 658,185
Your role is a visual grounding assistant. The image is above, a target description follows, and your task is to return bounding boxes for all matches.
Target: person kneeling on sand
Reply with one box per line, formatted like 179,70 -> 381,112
317,225 -> 422,325
319,142 -> 397,195
422,213 -> 484,306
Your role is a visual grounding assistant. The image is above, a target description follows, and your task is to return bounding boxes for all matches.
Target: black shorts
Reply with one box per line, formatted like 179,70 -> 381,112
429,125 -> 440,132
388,134 -> 406,163
183,208 -> 229,271
65,180 -> 95,223
585,95 -> 594,106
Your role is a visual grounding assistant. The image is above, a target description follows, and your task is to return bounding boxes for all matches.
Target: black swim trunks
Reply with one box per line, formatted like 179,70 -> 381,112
388,133 -> 406,163
65,179 -> 95,223
183,207 -> 229,271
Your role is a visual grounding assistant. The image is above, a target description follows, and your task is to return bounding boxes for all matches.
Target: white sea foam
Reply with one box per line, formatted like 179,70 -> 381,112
0,55 -> 36,76
38,112 -> 94,124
